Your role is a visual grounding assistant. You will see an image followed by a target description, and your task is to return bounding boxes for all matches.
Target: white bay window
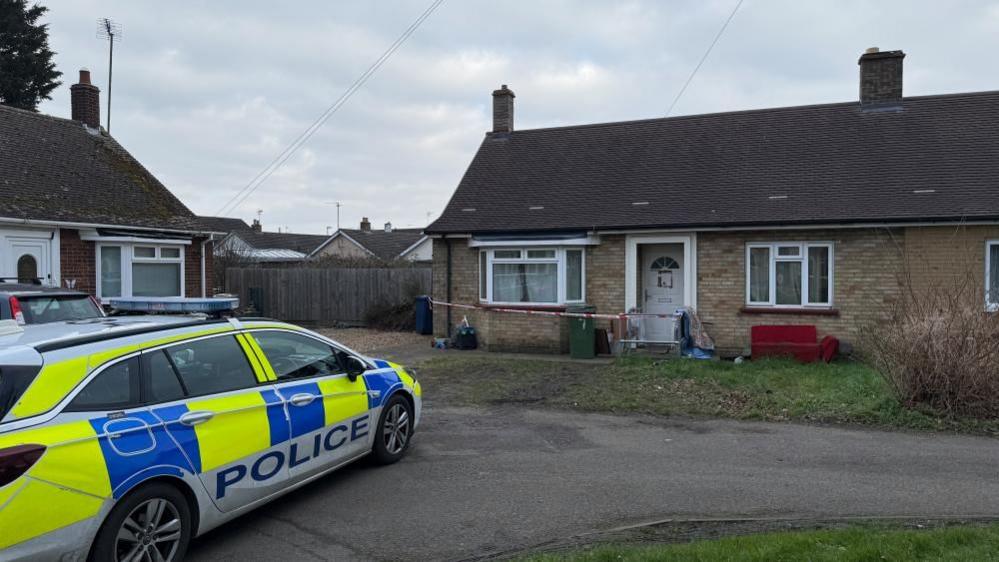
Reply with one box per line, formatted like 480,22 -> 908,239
480,248 -> 584,305
746,242 -> 832,307
98,244 -> 184,301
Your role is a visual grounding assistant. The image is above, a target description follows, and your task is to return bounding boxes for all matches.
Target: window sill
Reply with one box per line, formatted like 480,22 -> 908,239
740,306 -> 839,317
480,303 -> 567,312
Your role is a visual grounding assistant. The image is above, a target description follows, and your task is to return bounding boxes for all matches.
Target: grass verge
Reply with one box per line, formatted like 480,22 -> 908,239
519,524 -> 999,562
418,355 -> 999,435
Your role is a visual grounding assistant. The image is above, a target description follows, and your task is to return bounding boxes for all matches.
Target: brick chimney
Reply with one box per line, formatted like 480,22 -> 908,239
492,84 -> 515,133
70,69 -> 101,129
360,217 -> 371,232
858,47 -> 905,109
251,218 -> 262,232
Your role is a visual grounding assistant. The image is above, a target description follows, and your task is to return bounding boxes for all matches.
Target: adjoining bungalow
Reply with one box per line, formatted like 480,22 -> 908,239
0,69 -> 219,303
425,48 -> 999,356
200,217 -> 329,263
311,218 -> 431,263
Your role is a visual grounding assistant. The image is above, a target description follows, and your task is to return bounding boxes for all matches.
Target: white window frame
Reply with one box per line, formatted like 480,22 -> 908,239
96,243 -> 185,302
479,247 -> 585,305
986,240 -> 999,312
745,242 -> 833,308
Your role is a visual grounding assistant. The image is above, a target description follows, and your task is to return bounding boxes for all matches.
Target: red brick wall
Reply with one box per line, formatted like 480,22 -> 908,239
60,229 -> 96,295
186,238 -> 213,297
59,229 -> 213,298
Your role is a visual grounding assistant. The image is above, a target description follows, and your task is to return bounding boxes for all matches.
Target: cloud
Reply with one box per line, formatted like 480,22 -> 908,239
34,0 -> 999,234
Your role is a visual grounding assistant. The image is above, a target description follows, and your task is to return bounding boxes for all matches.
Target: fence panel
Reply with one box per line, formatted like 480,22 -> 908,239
225,267 -> 431,326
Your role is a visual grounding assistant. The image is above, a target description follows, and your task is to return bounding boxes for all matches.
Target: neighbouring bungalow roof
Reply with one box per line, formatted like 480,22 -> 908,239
426,91 -> 999,235
317,228 -> 427,261
0,104 -> 202,232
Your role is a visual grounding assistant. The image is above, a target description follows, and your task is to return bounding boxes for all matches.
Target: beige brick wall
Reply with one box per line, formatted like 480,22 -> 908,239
431,238 -> 569,353
903,225 -> 999,299
432,225 -> 998,355
697,228 -> 905,357
315,235 -> 370,259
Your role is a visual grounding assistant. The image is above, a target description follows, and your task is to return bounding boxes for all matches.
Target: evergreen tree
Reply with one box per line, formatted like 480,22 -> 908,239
0,0 -> 62,111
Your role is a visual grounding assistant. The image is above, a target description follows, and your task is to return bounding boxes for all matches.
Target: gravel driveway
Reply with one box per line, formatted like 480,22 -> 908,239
186,401 -> 999,561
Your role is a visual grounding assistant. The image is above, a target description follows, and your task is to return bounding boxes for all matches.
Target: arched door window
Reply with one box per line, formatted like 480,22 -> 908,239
649,256 -> 679,270
17,254 -> 38,283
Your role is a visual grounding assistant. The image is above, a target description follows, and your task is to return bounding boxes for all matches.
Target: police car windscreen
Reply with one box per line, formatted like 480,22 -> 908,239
0,365 -> 42,421
19,295 -> 103,324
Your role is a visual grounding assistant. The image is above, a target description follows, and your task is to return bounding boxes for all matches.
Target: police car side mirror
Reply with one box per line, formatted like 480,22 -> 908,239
344,356 -> 367,381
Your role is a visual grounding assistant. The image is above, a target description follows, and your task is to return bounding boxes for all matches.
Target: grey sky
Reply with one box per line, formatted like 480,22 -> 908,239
36,1 -> 999,234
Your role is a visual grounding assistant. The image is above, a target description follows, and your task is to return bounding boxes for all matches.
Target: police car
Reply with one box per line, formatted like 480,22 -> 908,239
0,316 -> 421,561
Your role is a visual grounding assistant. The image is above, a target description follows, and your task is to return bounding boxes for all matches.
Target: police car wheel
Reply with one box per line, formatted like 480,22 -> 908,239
90,482 -> 192,562
372,395 -> 413,464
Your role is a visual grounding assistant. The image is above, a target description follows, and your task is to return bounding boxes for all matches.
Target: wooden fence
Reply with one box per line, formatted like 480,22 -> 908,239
225,267 -> 431,326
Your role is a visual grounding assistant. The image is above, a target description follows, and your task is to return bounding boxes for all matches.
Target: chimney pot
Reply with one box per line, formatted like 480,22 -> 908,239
384,222 -> 393,233
858,48 -> 905,109
360,217 -> 371,232
70,67 -> 101,129
251,218 -> 262,232
491,84 -> 515,133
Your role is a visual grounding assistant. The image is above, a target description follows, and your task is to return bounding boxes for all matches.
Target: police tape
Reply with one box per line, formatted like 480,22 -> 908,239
427,299 -> 678,320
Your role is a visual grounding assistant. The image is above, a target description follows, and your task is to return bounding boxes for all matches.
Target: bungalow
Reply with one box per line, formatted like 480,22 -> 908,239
425,48 -> 999,356
200,217 -> 329,262
0,69 -> 218,302
311,218 -> 431,263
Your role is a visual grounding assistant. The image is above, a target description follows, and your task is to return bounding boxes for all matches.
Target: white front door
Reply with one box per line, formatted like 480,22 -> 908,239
7,238 -> 51,284
642,244 -> 684,341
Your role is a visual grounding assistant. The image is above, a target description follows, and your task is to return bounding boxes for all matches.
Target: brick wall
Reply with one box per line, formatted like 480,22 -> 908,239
185,237 -> 213,297
60,229 -> 96,294
902,225 -> 999,298
431,238 -> 568,353
432,225 -> 998,356
697,228 -> 905,357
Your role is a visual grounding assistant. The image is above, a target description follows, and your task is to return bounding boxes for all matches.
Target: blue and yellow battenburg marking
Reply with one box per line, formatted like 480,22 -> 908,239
0,339 -> 417,551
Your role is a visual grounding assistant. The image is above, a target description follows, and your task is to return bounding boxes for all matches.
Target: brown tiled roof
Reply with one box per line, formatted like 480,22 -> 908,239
0,104 -> 201,231
196,216 -> 252,235
426,91 -> 999,234
336,228 -> 426,260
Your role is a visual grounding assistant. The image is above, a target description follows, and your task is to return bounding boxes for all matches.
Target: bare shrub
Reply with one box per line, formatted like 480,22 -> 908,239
363,277 -> 426,331
862,260 -> 999,418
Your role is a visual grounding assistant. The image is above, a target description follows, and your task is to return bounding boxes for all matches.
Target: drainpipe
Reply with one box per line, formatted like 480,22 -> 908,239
446,237 -> 453,338
200,234 -> 213,298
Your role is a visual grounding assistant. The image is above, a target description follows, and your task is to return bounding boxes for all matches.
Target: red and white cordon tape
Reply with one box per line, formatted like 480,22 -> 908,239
428,299 -> 677,320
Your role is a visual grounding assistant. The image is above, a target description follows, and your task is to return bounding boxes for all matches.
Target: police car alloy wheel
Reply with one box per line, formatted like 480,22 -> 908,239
372,395 -> 413,464
90,482 -> 192,562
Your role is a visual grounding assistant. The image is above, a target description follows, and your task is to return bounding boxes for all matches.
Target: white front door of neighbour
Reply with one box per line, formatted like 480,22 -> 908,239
6,238 -> 50,284
642,244 -> 684,341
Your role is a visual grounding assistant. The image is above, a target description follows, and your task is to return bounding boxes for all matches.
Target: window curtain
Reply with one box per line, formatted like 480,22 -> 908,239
808,246 -> 830,303
493,263 -> 557,303
991,245 -> 999,305
749,247 -> 770,302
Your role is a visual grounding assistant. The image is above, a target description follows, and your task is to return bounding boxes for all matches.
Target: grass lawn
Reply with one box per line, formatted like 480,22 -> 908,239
521,524 -> 999,562
418,355 -> 999,435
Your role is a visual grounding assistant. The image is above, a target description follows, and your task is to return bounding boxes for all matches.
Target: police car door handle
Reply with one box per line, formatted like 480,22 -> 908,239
179,410 -> 215,426
288,393 -> 316,407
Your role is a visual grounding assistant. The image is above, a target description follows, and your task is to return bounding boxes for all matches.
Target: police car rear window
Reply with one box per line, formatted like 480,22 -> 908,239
0,365 -> 43,421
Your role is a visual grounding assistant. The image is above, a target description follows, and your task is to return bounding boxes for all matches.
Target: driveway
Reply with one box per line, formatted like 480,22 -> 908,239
187,402 -> 999,561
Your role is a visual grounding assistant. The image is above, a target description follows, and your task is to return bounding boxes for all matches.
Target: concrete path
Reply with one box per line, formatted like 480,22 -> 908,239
188,404 -> 999,561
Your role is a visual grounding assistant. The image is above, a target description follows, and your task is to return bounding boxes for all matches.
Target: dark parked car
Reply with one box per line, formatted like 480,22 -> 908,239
0,279 -> 105,325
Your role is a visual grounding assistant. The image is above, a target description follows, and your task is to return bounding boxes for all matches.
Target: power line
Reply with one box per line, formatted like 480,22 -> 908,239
217,0 -> 445,217
665,0 -> 744,117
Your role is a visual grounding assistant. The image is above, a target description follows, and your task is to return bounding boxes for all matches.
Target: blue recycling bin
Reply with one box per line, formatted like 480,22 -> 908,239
415,295 -> 433,335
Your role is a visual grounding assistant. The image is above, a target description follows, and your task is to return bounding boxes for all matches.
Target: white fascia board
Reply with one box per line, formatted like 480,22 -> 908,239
468,235 -> 601,248
78,229 -> 192,245
398,235 -> 430,258
597,219 -> 999,235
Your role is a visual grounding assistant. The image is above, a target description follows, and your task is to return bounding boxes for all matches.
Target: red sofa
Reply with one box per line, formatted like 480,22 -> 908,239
750,325 -> 838,363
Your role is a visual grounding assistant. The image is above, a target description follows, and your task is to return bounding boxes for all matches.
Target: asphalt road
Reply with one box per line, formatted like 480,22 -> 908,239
187,404 -> 999,561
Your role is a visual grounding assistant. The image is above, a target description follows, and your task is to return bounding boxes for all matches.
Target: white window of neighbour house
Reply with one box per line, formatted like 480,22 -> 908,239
479,248 -> 584,305
746,242 -> 833,307
987,241 -> 999,311
97,244 -> 184,300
